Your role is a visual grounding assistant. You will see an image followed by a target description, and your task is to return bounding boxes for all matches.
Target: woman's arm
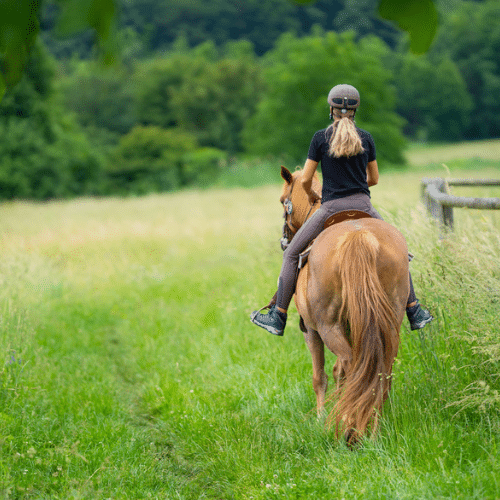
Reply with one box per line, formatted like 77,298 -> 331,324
366,160 -> 379,187
301,159 -> 321,205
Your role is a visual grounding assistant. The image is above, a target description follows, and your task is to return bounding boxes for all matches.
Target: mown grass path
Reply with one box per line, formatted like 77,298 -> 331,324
1,158 -> 499,499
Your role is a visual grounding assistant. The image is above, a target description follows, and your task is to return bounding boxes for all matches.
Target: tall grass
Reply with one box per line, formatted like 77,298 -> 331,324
0,156 -> 499,498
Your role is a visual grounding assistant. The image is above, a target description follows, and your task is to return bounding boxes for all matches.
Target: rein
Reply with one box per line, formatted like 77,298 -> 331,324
281,178 -> 318,251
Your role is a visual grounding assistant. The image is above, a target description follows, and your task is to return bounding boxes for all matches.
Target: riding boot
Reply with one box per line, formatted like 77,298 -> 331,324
250,305 -> 287,336
406,300 -> 433,330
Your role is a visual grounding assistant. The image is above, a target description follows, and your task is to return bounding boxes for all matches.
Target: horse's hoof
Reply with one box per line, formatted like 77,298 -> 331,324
344,428 -> 359,449
316,407 -> 327,421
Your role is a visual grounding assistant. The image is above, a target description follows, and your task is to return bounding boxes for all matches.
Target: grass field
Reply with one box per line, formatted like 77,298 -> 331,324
405,138 -> 500,166
1,143 -> 500,499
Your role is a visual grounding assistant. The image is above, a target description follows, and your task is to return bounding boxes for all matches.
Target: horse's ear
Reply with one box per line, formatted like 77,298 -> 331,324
281,166 -> 293,184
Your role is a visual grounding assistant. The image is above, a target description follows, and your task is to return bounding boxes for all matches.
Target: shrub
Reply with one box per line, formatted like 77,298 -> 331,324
182,147 -> 227,187
108,125 -> 200,194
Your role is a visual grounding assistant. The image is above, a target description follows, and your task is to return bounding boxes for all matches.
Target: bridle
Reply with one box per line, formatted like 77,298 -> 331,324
280,178 -> 318,251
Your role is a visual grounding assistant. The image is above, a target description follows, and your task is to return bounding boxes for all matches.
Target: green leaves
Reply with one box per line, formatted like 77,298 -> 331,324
0,0 -> 116,102
55,0 -> 116,64
0,72 -> 5,101
0,0 -> 41,100
135,45 -> 263,153
378,0 -> 438,54
287,0 -> 439,54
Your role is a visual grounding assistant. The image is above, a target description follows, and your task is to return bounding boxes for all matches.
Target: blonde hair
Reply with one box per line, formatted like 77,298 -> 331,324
328,108 -> 364,158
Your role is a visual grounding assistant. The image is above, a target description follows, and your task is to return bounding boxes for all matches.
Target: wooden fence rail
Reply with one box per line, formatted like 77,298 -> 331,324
420,177 -> 500,230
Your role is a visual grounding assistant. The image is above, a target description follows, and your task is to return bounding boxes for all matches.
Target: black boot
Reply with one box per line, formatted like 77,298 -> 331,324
250,305 -> 287,336
407,300 -> 433,330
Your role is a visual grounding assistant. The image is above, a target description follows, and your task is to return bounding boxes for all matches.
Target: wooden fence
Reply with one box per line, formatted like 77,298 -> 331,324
420,177 -> 500,230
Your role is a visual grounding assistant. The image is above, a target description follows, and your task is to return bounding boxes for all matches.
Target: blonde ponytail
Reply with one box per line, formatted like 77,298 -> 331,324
328,109 -> 364,158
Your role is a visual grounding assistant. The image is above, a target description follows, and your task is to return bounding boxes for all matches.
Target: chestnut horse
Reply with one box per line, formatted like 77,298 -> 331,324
279,166 -> 409,444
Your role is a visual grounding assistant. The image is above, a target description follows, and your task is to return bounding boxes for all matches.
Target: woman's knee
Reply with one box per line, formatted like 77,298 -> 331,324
283,244 -> 301,263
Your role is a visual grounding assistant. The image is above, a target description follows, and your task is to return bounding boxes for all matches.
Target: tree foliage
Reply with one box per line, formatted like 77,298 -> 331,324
0,0 -> 116,100
59,61 -> 136,135
135,41 -> 263,153
0,41 -> 103,199
108,125 -> 226,194
118,0 -> 342,56
392,53 -> 472,141
108,125 -> 197,193
378,0 -> 438,54
0,0 -> 499,199
429,0 -> 500,139
117,0 -> 435,55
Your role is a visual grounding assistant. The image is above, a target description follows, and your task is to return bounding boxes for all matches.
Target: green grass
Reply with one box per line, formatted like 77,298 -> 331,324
405,138 -> 500,166
1,147 -> 499,499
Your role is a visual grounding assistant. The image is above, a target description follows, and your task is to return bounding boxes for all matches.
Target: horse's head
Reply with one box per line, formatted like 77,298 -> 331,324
279,166 -> 321,251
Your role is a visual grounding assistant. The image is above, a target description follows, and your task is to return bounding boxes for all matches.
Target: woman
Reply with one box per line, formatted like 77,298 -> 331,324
251,84 -> 433,336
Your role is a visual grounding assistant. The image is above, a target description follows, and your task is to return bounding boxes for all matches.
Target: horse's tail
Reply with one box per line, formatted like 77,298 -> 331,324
329,229 -> 400,445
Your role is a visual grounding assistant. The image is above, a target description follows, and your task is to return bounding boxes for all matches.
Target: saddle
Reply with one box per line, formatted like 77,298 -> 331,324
298,210 -> 373,270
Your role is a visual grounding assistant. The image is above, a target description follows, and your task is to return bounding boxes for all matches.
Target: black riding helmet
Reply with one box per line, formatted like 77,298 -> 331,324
328,84 -> 360,111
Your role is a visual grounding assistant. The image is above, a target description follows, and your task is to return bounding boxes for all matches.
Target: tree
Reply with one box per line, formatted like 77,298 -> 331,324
2,0 -> 442,101
120,0 -> 305,55
116,0 -> 436,55
59,61 -> 136,136
429,0 -> 500,139
393,53 -> 472,141
333,0 -> 399,47
0,0 -> 116,100
134,41 -> 263,153
109,125 -> 198,193
242,30 -> 406,165
0,41 -> 104,199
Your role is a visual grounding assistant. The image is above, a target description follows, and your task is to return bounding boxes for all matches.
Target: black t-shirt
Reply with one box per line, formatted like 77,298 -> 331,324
307,126 -> 376,202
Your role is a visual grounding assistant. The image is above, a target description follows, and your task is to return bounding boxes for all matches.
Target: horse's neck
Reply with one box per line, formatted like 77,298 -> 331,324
297,197 -> 320,228
297,177 -> 321,227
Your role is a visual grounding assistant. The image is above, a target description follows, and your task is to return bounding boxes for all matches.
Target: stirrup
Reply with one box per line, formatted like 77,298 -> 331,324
250,304 -> 270,321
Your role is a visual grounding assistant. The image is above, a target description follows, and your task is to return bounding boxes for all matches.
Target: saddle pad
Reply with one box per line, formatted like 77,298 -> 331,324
323,209 -> 372,230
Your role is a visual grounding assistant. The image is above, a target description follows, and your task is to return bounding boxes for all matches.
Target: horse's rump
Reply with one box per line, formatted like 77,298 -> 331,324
296,218 -> 409,328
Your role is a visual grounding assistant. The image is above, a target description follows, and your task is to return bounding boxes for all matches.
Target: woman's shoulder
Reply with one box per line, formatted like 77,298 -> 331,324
356,127 -> 373,138
311,127 -> 331,142
312,127 -> 329,136
356,127 -> 375,144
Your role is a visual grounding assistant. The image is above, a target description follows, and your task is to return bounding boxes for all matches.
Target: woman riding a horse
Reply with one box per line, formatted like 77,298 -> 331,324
250,84 -> 433,336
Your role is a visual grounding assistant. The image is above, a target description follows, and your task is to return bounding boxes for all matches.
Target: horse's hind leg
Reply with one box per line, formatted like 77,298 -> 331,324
332,359 -> 346,391
303,326 -> 328,417
321,323 -> 352,391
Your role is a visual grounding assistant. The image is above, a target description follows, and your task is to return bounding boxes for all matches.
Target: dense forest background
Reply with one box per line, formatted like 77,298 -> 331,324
0,0 -> 498,199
